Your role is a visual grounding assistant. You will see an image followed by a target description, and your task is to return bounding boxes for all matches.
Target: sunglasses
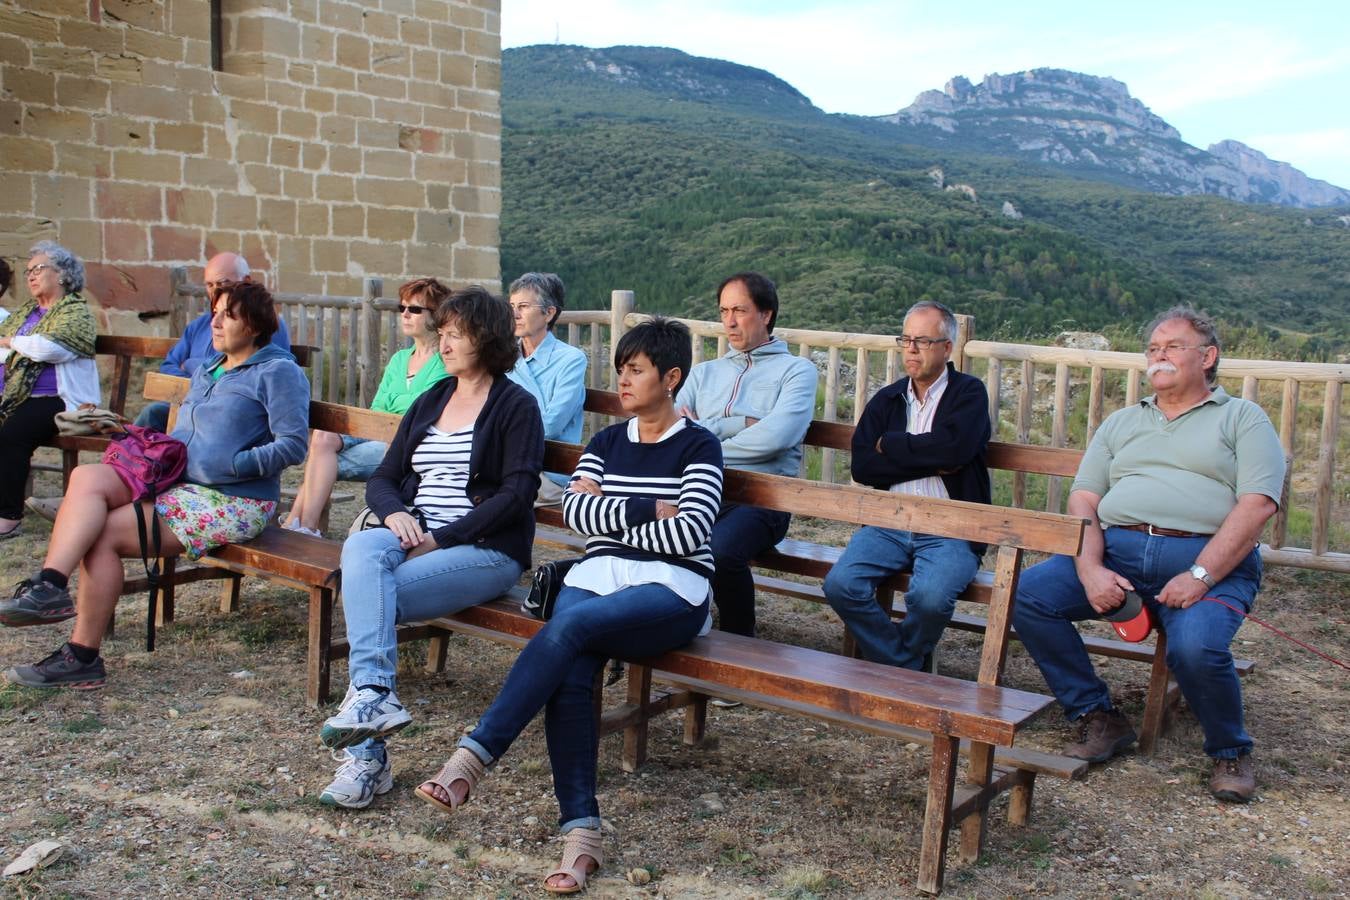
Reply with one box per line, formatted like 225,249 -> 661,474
398,304 -> 429,315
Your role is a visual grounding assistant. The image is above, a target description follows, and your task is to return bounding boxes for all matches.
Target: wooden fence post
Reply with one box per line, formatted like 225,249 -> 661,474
955,313 -> 974,372
359,278 -> 383,407
610,290 -> 635,391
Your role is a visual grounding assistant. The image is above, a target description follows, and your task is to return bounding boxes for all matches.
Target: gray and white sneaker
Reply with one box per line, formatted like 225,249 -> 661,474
319,685 -> 412,749
0,577 -> 75,627
319,749 -> 393,809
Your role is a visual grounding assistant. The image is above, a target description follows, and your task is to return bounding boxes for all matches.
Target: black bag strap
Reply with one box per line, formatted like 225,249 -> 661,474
132,500 -> 163,652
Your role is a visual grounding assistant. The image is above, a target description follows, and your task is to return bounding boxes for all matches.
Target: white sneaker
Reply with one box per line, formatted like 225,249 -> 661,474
282,519 -> 323,538
318,749 -> 393,809
320,685 -> 413,749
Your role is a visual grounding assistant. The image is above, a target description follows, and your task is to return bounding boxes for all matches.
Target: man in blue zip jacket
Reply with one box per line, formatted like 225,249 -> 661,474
676,272 -> 818,637
824,300 -> 991,671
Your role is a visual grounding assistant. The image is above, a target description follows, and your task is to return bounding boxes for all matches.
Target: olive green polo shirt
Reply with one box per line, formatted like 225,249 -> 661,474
1072,386 -> 1285,535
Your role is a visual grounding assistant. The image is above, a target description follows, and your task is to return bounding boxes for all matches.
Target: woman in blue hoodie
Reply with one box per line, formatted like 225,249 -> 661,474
0,282 -> 309,690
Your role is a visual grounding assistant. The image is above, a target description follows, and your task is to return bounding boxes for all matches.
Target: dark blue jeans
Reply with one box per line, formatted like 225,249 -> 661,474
823,526 -> 980,669
461,583 -> 709,832
1014,528 -> 1262,759
709,504 -> 791,636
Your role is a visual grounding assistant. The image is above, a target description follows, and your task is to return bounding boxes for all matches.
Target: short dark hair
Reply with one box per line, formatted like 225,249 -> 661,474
217,281 -> 279,347
431,285 -> 518,378
0,258 -> 10,298
717,271 -> 779,332
509,272 -> 566,329
614,316 -> 692,396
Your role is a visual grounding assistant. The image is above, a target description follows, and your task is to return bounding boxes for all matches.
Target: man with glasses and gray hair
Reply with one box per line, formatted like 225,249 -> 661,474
504,272 -> 587,506
823,300 -> 991,673
1014,305 -> 1284,803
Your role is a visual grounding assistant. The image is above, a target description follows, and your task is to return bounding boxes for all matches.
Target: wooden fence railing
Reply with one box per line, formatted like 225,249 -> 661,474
168,274 -> 1347,572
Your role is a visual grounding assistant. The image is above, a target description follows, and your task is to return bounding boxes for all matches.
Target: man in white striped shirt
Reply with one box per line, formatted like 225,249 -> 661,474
823,301 -> 992,671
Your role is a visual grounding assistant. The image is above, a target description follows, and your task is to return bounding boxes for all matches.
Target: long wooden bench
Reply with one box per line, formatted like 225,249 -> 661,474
139,373 -> 1082,893
541,389 -> 1258,756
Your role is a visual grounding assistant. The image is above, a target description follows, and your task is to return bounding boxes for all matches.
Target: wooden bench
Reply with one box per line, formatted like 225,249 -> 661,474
538,389 -> 1258,757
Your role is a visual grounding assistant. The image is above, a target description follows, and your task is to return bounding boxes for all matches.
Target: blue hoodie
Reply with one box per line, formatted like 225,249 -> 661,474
171,343 -> 310,501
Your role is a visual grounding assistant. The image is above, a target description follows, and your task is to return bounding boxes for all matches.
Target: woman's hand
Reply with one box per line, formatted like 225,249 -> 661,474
655,500 -> 680,519
383,510 -> 424,549
569,477 -> 603,496
404,532 -> 438,561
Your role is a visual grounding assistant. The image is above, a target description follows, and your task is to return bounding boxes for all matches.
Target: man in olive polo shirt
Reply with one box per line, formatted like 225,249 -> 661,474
1014,306 -> 1284,803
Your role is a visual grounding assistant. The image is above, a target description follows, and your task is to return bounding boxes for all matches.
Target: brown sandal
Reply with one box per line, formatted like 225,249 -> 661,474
414,747 -> 486,814
543,826 -> 603,894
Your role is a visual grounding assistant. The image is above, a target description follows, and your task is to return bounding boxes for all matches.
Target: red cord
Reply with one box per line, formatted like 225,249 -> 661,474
1200,596 -> 1350,672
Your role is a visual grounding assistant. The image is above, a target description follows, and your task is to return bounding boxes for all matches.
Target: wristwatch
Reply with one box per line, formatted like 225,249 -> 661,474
1188,564 -> 1216,588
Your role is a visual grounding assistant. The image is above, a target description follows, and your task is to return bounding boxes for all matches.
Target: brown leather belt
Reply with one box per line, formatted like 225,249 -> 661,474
1113,523 -> 1212,539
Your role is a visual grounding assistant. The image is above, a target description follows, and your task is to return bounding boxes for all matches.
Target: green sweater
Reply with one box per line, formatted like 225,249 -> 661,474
370,346 -> 448,415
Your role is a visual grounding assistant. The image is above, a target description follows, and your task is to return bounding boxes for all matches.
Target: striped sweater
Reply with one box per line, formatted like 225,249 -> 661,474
562,418 -> 724,578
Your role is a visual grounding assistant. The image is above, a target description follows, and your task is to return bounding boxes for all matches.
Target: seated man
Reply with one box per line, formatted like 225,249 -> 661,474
504,272 -> 587,506
676,272 -> 817,637
1014,306 -> 1284,803
135,252 -> 291,431
823,300 -> 990,671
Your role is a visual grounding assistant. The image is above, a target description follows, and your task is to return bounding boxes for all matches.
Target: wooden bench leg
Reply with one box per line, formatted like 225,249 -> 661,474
683,693 -> 708,746
958,742 -> 995,864
1139,627 -> 1171,756
155,557 -> 176,626
1008,771 -> 1036,827
306,585 -> 334,708
425,629 -> 450,673
61,448 -> 79,490
218,573 -> 242,614
917,734 -> 959,895
622,663 -> 653,773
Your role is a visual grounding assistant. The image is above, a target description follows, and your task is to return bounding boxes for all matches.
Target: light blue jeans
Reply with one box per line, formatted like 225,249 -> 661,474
339,527 -> 521,760
336,435 -> 389,481
823,526 -> 980,670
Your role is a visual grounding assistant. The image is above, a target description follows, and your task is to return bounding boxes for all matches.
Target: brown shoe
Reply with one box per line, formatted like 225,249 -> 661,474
1064,708 -> 1137,763
1209,755 -> 1256,803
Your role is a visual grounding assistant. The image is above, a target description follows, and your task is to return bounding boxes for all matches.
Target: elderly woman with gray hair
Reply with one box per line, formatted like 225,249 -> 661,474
0,242 -> 99,539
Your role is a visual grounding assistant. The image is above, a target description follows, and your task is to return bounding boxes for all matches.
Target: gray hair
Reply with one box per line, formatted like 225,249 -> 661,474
1143,305 -> 1220,385
508,272 -> 566,329
904,300 -> 958,343
29,240 -> 85,294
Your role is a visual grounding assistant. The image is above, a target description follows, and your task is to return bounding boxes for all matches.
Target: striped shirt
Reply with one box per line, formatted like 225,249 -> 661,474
890,368 -> 950,499
411,424 -> 476,528
562,417 -> 724,594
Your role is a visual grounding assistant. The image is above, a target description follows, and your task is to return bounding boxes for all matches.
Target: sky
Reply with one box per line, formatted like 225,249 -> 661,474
501,0 -> 1350,189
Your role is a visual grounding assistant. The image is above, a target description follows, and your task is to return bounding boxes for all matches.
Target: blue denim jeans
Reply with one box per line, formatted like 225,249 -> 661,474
340,527 -> 521,759
1014,527 -> 1262,758
335,435 -> 389,481
823,526 -> 980,670
134,400 -> 170,432
461,583 -> 709,832
709,504 -> 791,636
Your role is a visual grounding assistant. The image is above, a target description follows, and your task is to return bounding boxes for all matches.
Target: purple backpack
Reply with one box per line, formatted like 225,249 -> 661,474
102,424 -> 188,502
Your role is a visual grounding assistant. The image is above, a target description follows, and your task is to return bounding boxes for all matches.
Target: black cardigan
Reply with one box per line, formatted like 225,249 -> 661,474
365,375 -> 544,571
849,362 -> 992,553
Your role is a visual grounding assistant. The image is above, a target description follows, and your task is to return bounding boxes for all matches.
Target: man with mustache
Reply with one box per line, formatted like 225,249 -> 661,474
1014,307 -> 1285,803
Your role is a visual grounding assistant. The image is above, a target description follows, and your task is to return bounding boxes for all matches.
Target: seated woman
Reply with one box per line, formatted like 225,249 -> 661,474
282,277 -> 452,536
0,282 -> 309,688
413,318 -> 723,894
0,241 -> 99,540
316,286 -> 543,809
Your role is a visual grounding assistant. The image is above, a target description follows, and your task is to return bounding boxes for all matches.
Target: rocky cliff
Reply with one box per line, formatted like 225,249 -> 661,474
880,69 -> 1350,208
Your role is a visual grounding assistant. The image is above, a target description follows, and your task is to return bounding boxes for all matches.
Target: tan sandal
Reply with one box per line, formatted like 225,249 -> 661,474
414,747 -> 486,814
543,826 -> 603,894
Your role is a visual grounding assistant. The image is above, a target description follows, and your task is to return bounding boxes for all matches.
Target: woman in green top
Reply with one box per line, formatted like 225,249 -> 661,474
282,278 -> 451,536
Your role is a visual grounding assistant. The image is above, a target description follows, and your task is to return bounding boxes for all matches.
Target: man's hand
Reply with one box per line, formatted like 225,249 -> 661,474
1075,563 -> 1135,615
655,500 -> 680,519
1155,571 -> 1208,609
568,477 -> 603,496
383,510 -> 424,549
404,532 -> 438,561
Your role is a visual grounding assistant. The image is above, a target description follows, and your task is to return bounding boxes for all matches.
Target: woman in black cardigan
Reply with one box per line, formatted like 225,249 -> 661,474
315,286 -> 544,809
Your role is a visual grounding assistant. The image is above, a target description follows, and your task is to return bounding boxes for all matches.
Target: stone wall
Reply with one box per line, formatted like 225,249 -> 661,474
0,0 -> 500,328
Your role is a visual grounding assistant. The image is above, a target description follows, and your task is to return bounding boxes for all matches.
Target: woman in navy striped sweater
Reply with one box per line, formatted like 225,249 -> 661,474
415,318 -> 724,894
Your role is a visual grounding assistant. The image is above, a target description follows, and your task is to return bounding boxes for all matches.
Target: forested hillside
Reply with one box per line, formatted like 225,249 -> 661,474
501,46 -> 1350,354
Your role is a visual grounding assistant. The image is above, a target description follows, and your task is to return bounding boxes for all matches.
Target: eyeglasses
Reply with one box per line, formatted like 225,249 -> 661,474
398,304 -> 428,315
1145,343 -> 1208,359
25,264 -> 53,278
896,335 -> 950,350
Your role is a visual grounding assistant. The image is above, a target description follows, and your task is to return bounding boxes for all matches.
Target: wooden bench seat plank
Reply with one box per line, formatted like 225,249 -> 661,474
205,527 -> 341,586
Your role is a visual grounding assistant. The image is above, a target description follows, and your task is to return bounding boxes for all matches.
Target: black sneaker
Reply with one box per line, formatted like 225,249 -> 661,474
4,643 -> 106,690
0,577 -> 75,627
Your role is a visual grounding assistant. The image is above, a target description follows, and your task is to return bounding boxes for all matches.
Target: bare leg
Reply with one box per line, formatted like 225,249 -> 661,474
285,430 -> 342,531
43,465 -> 136,576
68,498 -> 185,650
